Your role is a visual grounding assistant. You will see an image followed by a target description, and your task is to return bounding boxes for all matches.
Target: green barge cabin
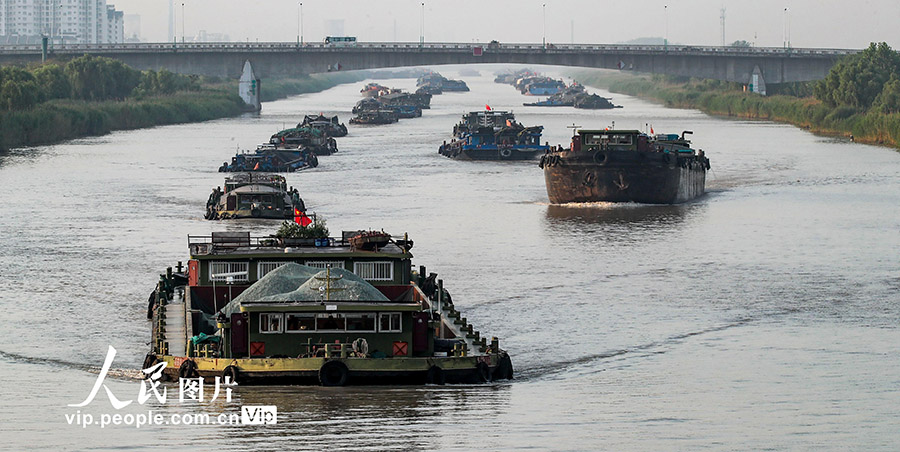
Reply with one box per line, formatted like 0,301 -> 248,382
145,231 -> 512,385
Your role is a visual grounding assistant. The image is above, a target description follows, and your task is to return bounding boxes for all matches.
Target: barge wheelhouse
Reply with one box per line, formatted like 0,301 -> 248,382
145,231 -> 512,385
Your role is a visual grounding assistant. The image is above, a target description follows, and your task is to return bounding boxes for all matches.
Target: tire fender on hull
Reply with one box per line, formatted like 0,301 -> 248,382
318,360 -> 349,386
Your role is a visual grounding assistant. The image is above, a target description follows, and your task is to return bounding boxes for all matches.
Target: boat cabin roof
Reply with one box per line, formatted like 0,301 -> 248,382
237,300 -> 421,312
229,185 -> 284,194
578,129 -> 642,135
188,232 -> 411,259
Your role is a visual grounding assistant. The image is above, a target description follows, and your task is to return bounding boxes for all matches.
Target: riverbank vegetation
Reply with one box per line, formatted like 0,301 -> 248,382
574,42 -> 900,150
0,55 -> 367,150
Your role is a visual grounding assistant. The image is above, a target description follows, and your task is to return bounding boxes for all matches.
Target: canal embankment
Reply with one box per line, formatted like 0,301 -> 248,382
0,55 -> 367,150
573,43 -> 900,151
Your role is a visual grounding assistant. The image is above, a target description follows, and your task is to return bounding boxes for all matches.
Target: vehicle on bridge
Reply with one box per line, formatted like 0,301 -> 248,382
324,36 -> 357,46
540,128 -> 710,204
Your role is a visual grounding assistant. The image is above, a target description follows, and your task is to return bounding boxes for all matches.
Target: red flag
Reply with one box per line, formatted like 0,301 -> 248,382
294,209 -> 313,226
253,162 -> 260,170
485,104 -> 491,111
650,126 -> 654,134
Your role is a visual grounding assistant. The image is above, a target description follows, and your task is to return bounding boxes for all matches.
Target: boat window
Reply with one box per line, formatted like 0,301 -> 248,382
346,314 -> 376,332
259,313 -> 283,334
305,260 -> 345,270
379,313 -> 402,332
316,314 -> 346,331
258,261 -> 287,278
610,134 -> 633,145
210,261 -> 249,282
583,134 -> 606,145
353,261 -> 394,281
285,314 -> 316,332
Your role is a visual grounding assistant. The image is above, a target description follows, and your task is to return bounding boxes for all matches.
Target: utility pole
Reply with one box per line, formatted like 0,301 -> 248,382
720,7 -> 726,46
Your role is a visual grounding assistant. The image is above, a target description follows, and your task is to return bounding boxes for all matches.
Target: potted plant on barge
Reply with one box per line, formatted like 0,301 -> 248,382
272,215 -> 329,246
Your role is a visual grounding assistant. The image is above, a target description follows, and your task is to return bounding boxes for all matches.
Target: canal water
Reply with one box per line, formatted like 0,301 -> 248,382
1,68 -> 898,451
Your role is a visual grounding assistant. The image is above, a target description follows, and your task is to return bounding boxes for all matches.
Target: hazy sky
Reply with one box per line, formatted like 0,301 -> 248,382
115,0 -> 899,49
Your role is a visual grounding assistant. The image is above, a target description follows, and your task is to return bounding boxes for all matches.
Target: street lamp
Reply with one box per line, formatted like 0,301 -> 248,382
297,2 -> 303,45
420,2 -> 425,45
181,2 -> 185,43
786,7 -> 791,48
542,3 -> 546,49
783,7 -> 787,48
664,4 -> 668,49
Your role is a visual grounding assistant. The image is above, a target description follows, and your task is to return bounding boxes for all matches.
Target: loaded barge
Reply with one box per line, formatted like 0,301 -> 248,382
205,174 -> 306,220
144,231 -> 512,385
540,128 -> 710,204
439,110 -> 549,161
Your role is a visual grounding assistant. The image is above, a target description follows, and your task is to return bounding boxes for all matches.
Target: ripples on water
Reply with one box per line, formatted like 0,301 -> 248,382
1,67 -> 899,451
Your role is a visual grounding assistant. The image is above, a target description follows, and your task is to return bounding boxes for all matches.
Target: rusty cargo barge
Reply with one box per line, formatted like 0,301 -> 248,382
540,129 -> 710,204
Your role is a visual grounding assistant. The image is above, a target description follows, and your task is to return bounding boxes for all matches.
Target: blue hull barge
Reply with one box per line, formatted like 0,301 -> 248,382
439,110 -> 549,161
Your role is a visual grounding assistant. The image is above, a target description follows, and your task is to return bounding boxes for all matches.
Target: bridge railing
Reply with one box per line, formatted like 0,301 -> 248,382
0,41 -> 858,57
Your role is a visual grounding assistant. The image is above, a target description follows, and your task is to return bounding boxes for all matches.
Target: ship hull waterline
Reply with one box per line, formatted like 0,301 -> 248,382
150,353 -> 510,385
543,151 -> 707,204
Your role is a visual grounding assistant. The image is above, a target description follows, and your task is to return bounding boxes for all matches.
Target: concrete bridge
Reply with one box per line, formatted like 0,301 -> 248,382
0,41 -> 857,89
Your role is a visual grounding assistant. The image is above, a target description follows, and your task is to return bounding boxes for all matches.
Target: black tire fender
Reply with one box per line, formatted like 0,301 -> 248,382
178,360 -> 198,379
318,360 -> 349,386
497,354 -> 514,380
426,365 -> 446,385
593,151 -> 608,166
223,365 -> 240,384
475,362 -> 491,383
141,354 -> 159,378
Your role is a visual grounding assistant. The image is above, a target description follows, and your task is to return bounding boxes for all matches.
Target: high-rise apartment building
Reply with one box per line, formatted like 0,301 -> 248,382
0,0 -> 125,44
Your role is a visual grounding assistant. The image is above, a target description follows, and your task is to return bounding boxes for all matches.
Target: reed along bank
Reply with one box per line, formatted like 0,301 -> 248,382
573,42 -> 900,151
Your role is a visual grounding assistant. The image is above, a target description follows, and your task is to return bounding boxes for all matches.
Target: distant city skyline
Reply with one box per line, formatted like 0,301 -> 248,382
0,0 -> 125,44
111,0 -> 898,49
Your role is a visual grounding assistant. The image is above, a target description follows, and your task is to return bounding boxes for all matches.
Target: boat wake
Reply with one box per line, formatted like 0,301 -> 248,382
514,315 -> 765,382
0,349 -> 144,381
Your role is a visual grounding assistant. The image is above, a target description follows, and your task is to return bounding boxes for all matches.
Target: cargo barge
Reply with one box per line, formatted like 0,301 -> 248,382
540,128 -> 709,204
144,230 -> 512,385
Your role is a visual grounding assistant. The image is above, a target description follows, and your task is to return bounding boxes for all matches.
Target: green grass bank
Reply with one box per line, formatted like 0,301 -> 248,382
573,71 -> 900,150
0,71 -> 367,150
